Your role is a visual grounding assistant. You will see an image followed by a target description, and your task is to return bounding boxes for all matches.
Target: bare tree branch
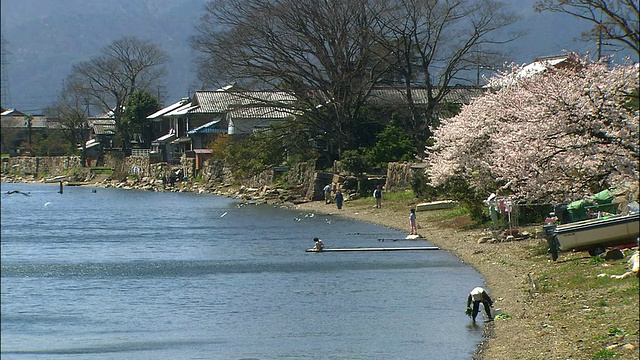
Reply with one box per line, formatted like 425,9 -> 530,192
63,37 -> 168,151
535,0 -> 640,58
377,0 -> 519,145
192,0 -> 392,159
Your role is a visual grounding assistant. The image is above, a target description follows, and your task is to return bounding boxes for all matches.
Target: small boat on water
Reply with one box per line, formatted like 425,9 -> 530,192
545,212 -> 639,260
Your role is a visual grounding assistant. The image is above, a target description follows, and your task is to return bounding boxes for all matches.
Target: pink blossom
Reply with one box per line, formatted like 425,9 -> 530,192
427,53 -> 639,202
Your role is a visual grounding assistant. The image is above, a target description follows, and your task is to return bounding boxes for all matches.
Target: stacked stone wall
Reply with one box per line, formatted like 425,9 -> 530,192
385,162 -> 415,191
200,159 -> 233,184
1,156 -> 82,177
1,154 -> 422,201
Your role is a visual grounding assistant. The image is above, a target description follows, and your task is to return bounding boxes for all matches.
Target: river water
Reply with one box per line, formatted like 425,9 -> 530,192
1,182 -> 487,359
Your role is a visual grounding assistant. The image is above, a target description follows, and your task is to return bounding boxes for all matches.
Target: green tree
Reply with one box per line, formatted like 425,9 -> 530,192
32,131 -> 73,156
208,134 -> 233,160
341,148 -> 373,175
369,125 -> 416,165
122,90 -> 160,148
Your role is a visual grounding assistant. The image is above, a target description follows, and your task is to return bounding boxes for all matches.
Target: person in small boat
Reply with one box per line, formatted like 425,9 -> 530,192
313,237 -> 324,251
466,287 -> 493,323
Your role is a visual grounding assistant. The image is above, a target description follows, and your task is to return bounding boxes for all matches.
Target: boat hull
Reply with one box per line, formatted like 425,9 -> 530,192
415,200 -> 457,211
554,213 -> 639,251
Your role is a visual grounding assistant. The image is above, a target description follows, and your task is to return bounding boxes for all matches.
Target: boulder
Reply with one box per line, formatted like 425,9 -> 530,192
603,248 -> 624,260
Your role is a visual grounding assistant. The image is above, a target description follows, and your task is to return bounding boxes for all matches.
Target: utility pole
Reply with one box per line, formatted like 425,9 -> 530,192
26,114 -> 33,155
1,35 -> 12,108
597,11 -> 603,61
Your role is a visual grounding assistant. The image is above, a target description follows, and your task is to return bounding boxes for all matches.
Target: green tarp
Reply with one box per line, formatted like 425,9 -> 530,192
566,189 -> 618,222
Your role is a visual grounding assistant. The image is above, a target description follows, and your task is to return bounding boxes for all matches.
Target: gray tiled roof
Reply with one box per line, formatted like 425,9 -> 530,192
192,90 -> 296,114
0,115 -> 48,128
368,87 -> 485,106
147,98 -> 191,119
227,106 -> 296,120
93,124 -> 116,135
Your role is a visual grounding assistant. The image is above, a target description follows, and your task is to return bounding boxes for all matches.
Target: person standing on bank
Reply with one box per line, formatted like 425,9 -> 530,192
335,190 -> 344,210
409,208 -> 417,235
373,185 -> 382,208
323,184 -> 332,204
466,287 -> 494,323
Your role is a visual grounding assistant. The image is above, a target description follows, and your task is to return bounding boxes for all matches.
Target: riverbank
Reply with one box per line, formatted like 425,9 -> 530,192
294,199 -> 639,360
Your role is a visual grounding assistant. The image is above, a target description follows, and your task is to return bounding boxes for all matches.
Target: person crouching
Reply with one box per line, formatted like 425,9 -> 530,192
466,287 -> 493,323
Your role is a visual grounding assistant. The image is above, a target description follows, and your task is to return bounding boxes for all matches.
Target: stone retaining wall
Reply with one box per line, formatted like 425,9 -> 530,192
2,155 -> 418,200
385,162 -> 416,191
1,156 -> 82,178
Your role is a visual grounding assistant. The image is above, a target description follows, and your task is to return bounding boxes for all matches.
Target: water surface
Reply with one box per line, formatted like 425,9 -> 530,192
1,182 -> 486,359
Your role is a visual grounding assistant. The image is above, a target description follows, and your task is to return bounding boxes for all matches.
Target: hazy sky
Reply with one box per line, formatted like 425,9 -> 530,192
1,0 -> 635,114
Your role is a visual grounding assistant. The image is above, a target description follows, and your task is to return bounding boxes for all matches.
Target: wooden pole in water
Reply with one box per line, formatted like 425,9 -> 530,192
59,181 -> 63,194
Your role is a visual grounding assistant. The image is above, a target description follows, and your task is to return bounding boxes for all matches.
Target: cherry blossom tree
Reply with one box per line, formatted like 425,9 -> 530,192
427,53 -> 639,202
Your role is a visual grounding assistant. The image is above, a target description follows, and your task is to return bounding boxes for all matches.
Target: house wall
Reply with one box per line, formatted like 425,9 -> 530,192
229,118 -> 281,135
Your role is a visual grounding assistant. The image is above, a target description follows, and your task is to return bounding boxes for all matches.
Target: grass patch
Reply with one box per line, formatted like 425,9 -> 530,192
528,241 -> 550,257
619,283 -> 639,297
608,327 -> 626,337
90,166 -> 113,175
591,348 -> 618,359
535,274 -> 554,293
381,189 -> 416,202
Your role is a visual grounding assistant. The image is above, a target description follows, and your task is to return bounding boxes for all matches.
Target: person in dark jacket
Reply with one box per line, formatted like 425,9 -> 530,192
373,185 -> 382,208
335,190 -> 344,210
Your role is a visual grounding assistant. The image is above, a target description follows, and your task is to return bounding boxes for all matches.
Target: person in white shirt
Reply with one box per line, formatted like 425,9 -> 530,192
323,184 -> 332,204
466,287 -> 493,323
313,237 -> 324,251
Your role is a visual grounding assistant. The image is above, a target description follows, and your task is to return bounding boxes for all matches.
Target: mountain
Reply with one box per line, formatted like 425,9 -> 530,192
1,0 -> 634,115
1,0 -> 205,113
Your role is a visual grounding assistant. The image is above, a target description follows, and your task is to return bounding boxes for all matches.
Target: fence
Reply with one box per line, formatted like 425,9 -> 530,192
131,149 -> 151,157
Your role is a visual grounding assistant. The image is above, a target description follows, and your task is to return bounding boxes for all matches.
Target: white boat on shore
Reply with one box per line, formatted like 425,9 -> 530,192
43,175 -> 66,183
546,213 -> 639,260
415,200 -> 457,211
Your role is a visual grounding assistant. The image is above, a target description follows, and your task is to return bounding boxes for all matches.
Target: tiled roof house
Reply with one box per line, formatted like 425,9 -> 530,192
1,110 -> 49,155
146,89 -> 298,163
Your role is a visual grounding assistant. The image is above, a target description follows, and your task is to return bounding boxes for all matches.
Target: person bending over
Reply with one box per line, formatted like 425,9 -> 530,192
466,287 -> 493,323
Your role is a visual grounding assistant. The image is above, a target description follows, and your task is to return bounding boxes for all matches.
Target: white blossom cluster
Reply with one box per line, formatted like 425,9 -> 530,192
428,53 -> 639,202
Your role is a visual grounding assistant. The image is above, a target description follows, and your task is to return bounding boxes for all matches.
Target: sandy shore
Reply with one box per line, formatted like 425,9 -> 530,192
294,199 -> 639,360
